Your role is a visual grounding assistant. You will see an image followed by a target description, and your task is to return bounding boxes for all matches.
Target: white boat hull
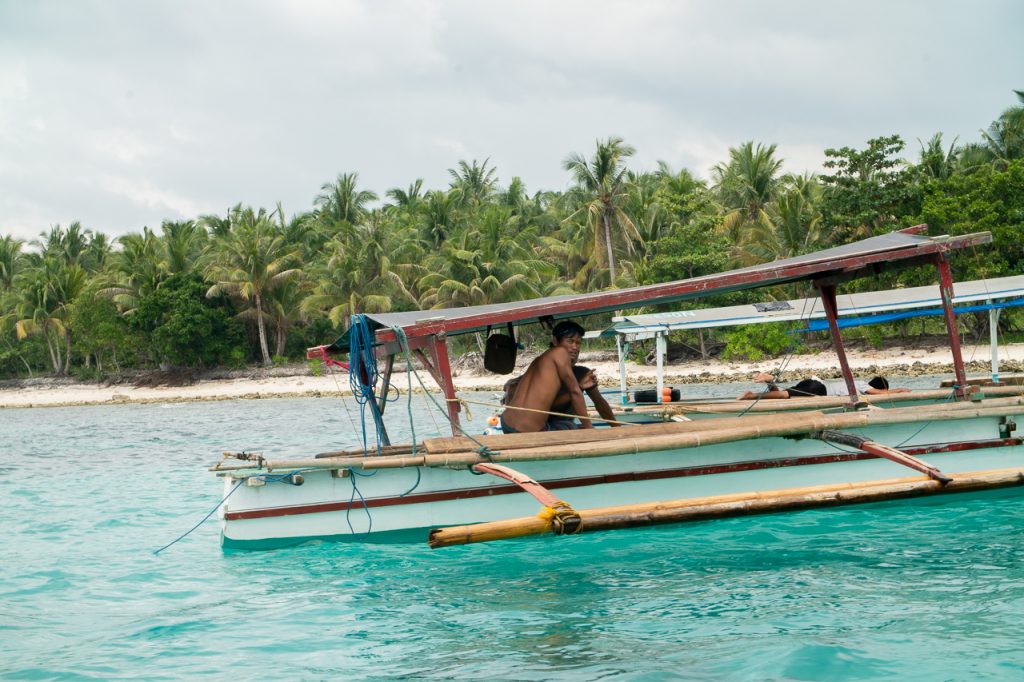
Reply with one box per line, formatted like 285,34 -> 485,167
218,413 -> 1023,550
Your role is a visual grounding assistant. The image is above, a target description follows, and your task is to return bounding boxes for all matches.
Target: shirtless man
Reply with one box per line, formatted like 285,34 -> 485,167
503,364 -> 619,431
501,320 -> 595,433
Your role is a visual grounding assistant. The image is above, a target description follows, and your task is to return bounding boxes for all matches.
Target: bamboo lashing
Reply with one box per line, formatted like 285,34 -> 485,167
427,467 -> 1024,548
210,397 -> 1024,473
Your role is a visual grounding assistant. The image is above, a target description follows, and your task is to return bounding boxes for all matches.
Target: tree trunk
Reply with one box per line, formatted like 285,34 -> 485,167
255,293 -> 272,366
63,329 -> 72,375
275,323 -> 286,358
46,328 -> 61,375
698,328 -> 707,362
602,208 -> 616,284
475,331 -> 486,354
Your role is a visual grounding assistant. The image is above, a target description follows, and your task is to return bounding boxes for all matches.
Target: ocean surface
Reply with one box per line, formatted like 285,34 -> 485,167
3,378 -> 1023,680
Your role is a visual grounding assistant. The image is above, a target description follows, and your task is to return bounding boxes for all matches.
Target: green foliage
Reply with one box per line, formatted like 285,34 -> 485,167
820,135 -> 920,241
637,220 -> 729,284
917,160 -> 1024,278
70,291 -> 140,370
130,273 -> 245,368
306,357 -> 324,377
0,334 -> 48,377
721,324 -> 800,362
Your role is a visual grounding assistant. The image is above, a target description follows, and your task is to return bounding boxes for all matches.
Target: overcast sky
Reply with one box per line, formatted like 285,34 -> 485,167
1,0 -> 1021,241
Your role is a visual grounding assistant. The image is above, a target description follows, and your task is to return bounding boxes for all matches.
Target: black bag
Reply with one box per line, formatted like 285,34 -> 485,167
484,323 -> 518,374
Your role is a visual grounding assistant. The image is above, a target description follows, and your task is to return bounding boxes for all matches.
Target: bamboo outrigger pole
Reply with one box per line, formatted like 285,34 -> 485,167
427,467 -> 1024,548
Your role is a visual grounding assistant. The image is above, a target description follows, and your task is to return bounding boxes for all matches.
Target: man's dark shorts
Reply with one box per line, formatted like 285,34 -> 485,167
501,415 -> 580,434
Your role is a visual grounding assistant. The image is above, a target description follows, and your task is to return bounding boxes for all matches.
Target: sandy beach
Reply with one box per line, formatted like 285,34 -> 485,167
3,341 -> 1023,409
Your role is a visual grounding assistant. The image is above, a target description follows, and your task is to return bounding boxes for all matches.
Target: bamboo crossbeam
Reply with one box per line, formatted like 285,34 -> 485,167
422,411 -> 789,454
211,399 -> 1024,473
427,467 -> 1024,548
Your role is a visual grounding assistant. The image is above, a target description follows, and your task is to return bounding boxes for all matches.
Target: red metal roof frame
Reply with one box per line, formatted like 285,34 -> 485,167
367,227 -> 990,346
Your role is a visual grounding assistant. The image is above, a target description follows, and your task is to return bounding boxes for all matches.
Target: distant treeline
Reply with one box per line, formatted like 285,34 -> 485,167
1,91 -> 1022,379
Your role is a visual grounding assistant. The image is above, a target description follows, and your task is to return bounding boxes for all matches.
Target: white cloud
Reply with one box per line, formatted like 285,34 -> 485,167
96,174 -> 212,218
86,130 -> 161,164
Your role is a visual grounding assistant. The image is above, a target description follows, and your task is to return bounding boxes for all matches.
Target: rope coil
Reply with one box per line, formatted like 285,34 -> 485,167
538,500 -> 583,535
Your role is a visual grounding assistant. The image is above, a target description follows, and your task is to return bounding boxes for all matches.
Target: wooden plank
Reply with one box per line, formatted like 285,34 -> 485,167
422,411 -> 792,454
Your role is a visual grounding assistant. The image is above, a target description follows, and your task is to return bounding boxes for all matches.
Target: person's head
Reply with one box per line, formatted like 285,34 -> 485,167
551,320 -> 585,362
790,378 -> 827,397
868,376 -> 889,391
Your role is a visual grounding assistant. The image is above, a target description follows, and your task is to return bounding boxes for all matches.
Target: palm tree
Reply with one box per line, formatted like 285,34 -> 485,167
386,179 -> 425,212
713,142 -> 783,219
100,228 -> 165,315
205,207 -> 302,366
83,232 -> 112,273
499,176 -> 529,214
13,265 -> 64,373
623,170 -> 669,262
158,220 -> 207,275
263,277 -> 310,358
449,159 -> 498,209
419,190 -> 460,248
199,204 -> 242,239
738,189 -> 823,265
981,90 -> 1024,167
712,142 -> 784,250
418,244 -> 542,350
36,222 -> 90,265
916,133 -> 960,180
562,137 -> 640,284
301,230 -> 421,328
315,172 -> 378,227
12,258 -> 85,375
0,236 -> 25,289
954,142 -> 992,174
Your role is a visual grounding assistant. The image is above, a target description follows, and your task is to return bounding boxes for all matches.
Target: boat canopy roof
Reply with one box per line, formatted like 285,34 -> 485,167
607,274 -> 1024,337
330,227 -> 990,350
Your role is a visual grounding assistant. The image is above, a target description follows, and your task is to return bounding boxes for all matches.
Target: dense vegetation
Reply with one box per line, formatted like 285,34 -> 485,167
1,91 -> 1022,379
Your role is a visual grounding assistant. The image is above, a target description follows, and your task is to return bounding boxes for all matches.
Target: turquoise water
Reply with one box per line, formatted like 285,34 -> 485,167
3,384 -> 1024,679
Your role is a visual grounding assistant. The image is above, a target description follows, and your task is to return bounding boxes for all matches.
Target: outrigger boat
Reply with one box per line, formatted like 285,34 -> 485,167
212,226 -> 1024,550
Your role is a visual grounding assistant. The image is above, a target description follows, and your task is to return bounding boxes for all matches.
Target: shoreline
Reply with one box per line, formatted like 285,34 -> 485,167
3,342 -> 1023,409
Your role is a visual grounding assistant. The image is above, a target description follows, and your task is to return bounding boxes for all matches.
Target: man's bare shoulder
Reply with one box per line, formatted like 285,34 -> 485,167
543,346 -> 572,363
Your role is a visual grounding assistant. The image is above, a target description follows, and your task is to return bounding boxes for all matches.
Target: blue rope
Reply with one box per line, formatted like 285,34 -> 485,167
154,469 -> 318,554
389,324 -> 497,460
349,314 -> 385,454
345,469 -> 372,535
153,480 -> 243,555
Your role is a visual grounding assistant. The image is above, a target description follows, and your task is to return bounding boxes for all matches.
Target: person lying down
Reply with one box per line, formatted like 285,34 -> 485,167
737,372 -> 911,400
